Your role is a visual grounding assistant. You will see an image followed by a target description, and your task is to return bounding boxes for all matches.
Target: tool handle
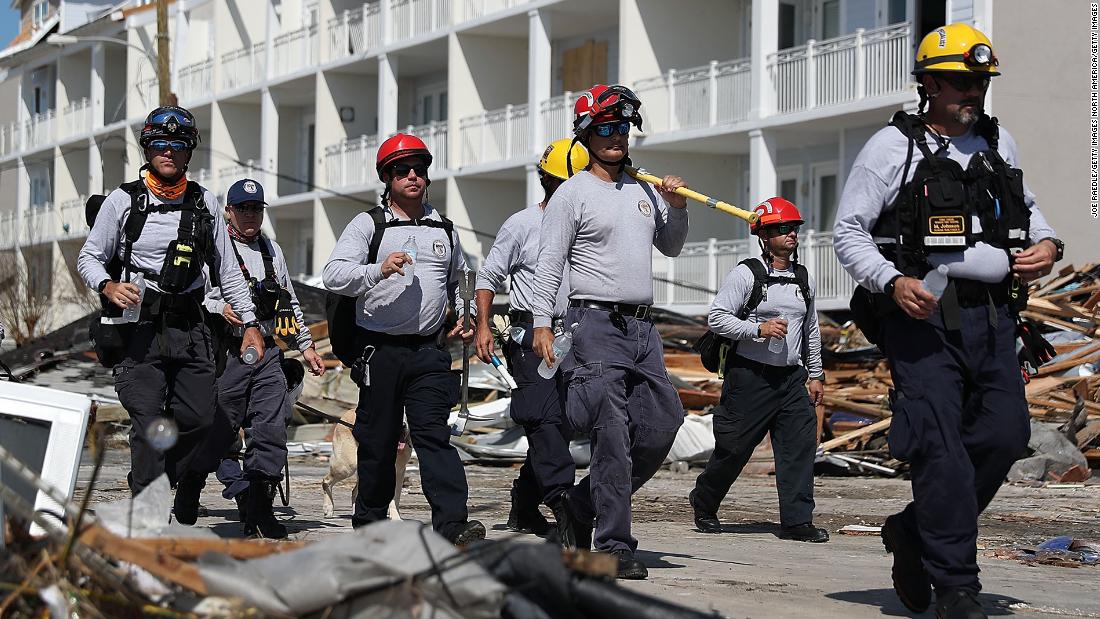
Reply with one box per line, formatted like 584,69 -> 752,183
625,166 -> 758,224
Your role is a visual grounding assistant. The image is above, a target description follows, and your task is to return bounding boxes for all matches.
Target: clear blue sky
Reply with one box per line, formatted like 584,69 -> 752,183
1,6 -> 19,48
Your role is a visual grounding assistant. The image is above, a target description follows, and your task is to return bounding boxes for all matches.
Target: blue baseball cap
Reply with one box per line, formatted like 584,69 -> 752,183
227,178 -> 266,206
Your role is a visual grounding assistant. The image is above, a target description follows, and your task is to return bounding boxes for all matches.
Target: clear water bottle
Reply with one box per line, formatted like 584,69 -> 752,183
242,345 -> 260,364
922,264 -> 950,300
121,273 -> 146,323
539,323 -> 577,379
146,417 -> 178,452
401,236 -> 417,286
767,316 -> 788,353
508,325 -> 526,344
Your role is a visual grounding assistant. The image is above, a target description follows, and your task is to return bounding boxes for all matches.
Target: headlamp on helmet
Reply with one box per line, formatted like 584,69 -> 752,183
967,43 -> 995,67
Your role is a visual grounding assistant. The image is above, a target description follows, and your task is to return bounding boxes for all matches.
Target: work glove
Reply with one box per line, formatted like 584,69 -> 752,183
273,289 -> 299,338
1017,319 -> 1056,380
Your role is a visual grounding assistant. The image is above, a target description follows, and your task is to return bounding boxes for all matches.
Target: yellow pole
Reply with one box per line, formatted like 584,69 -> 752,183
624,165 -> 759,225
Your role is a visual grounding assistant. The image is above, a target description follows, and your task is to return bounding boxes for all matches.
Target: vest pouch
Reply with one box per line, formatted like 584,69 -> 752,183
251,277 -> 281,320
90,301 -> 133,368
693,330 -> 735,374
919,172 -> 968,252
160,239 -> 200,293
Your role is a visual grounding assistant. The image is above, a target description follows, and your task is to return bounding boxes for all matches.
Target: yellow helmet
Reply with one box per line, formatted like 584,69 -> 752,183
913,23 -> 1000,76
538,139 -> 589,181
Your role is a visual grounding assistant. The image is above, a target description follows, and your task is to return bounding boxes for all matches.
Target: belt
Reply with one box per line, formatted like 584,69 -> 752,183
569,299 -> 652,321
140,288 -> 204,322
952,278 -> 1009,308
508,309 -> 534,324
362,328 -> 441,348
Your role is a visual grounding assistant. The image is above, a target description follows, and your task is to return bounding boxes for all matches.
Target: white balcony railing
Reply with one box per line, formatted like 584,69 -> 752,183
325,4 -> 382,62
324,133 -> 382,189
218,161 -> 259,195
0,211 -> 17,249
405,120 -> 449,172
222,43 -> 266,91
457,103 -> 529,168
1,121 -> 21,157
390,0 -> 450,42
135,76 -> 159,112
189,167 -> 213,188
457,0 -> 531,22
177,58 -> 214,103
273,25 -> 320,78
24,110 -> 56,151
768,22 -> 912,115
58,98 -> 93,141
539,92 -> 576,144
18,199 -> 87,247
651,232 -> 856,311
634,58 -> 752,135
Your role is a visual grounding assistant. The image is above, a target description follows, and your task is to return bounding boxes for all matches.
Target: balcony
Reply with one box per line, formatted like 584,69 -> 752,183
58,98 -> 93,141
324,133 -> 382,189
272,25 -> 320,78
457,104 -> 529,169
1,122 -> 20,157
651,232 -> 855,313
221,43 -> 266,91
768,22 -> 912,115
19,199 -> 86,247
390,0 -> 451,42
0,211 -> 16,249
325,4 -> 381,62
177,58 -> 214,103
24,111 -> 56,151
457,0 -> 533,22
633,58 -> 752,135
539,93 -> 575,145
218,161 -> 259,195
136,77 -> 158,113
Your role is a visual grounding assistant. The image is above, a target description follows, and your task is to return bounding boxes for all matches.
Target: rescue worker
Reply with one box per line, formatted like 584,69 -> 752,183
205,178 -> 326,538
530,85 -> 689,579
688,197 -> 828,543
833,24 -> 1061,619
77,106 -> 264,524
323,133 -> 485,545
474,139 -> 588,538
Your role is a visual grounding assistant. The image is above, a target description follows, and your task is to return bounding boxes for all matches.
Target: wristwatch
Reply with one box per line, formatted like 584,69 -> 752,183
883,275 -> 902,298
808,373 -> 825,382
1040,237 -> 1064,262
97,279 -> 111,293
243,320 -> 260,330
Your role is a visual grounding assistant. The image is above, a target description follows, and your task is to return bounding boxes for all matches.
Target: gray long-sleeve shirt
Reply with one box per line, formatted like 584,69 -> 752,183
708,257 -> 823,376
205,234 -> 314,350
531,170 -> 690,328
77,184 -> 257,323
322,204 -> 468,336
475,203 -> 569,318
834,121 -> 1057,293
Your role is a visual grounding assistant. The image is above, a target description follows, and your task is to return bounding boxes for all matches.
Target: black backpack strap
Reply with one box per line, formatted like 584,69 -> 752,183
738,258 -> 768,320
974,113 -> 999,151
794,263 -> 813,312
258,236 -> 277,281
228,236 -> 251,280
119,180 -> 151,281
367,206 -> 389,264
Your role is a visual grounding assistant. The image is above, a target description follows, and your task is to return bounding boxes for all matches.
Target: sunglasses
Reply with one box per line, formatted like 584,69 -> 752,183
592,121 -> 632,138
765,223 -> 801,236
935,73 -> 991,92
391,163 -> 428,177
231,202 -> 265,213
148,139 -> 190,152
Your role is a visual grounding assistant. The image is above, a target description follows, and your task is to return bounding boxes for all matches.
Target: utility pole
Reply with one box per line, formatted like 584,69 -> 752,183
156,0 -> 174,106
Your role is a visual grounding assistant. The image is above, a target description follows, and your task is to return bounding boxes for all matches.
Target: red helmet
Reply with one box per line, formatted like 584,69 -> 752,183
376,133 -> 433,181
750,197 -> 804,233
573,84 -> 643,135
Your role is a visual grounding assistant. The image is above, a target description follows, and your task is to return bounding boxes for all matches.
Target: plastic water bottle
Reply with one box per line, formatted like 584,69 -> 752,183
767,317 -> 788,354
146,417 -> 178,452
401,236 -> 417,286
538,323 -> 577,379
121,273 -> 146,323
242,345 -> 260,364
508,325 -> 526,344
922,265 -> 950,300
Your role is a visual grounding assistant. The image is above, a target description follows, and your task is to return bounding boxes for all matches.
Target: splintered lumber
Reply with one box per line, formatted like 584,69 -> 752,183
819,418 -> 892,452
76,525 -> 207,594
132,537 -> 309,560
822,395 -> 891,419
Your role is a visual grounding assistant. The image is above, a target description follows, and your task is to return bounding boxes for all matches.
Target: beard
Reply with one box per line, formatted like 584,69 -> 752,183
953,104 -> 982,126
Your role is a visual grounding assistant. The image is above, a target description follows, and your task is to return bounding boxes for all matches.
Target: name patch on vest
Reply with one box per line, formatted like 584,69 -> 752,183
928,215 -> 965,235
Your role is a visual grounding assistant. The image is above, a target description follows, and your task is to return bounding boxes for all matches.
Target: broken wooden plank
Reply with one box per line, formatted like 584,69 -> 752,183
129,537 -> 309,560
819,418 -> 892,452
77,525 -> 207,594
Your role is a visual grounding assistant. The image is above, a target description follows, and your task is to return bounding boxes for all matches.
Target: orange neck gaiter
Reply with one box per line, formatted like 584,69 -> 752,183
142,168 -> 188,201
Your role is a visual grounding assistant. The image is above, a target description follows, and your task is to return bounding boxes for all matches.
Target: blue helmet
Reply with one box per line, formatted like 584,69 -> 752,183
140,106 -> 200,150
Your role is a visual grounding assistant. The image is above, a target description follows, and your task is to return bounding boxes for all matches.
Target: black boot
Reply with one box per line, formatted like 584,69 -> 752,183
507,479 -> 550,535
172,472 -> 206,526
935,590 -> 986,619
779,523 -> 830,543
233,490 -> 249,523
244,479 -> 287,539
689,489 -> 723,534
612,549 -> 649,580
447,520 -> 487,545
882,513 -> 931,613
548,490 -> 592,550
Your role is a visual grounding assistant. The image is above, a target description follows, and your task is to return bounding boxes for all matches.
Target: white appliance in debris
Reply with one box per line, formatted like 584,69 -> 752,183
0,380 -> 91,537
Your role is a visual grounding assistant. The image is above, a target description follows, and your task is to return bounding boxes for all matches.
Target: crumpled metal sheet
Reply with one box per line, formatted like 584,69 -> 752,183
197,520 -> 506,618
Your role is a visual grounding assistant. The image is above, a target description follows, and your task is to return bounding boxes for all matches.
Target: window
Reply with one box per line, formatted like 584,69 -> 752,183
32,1 -> 49,28
778,2 -> 797,49
888,0 -> 908,23
820,0 -> 840,40
811,161 -> 840,231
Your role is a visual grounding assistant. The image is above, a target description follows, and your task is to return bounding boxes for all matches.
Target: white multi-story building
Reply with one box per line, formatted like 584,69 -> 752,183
0,0 -> 1092,333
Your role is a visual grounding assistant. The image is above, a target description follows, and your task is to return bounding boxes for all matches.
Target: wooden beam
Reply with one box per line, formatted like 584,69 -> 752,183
77,525 -> 207,594
819,418 -> 892,452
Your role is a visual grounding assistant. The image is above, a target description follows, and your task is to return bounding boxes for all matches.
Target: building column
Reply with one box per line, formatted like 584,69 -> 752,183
172,0 -> 189,86
264,0 -> 275,80
526,8 -> 551,207
261,87 -> 279,199
750,0 -> 779,120
88,137 -> 103,196
14,158 -> 28,248
378,53 -> 399,137
90,43 -> 105,129
748,128 -> 777,208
